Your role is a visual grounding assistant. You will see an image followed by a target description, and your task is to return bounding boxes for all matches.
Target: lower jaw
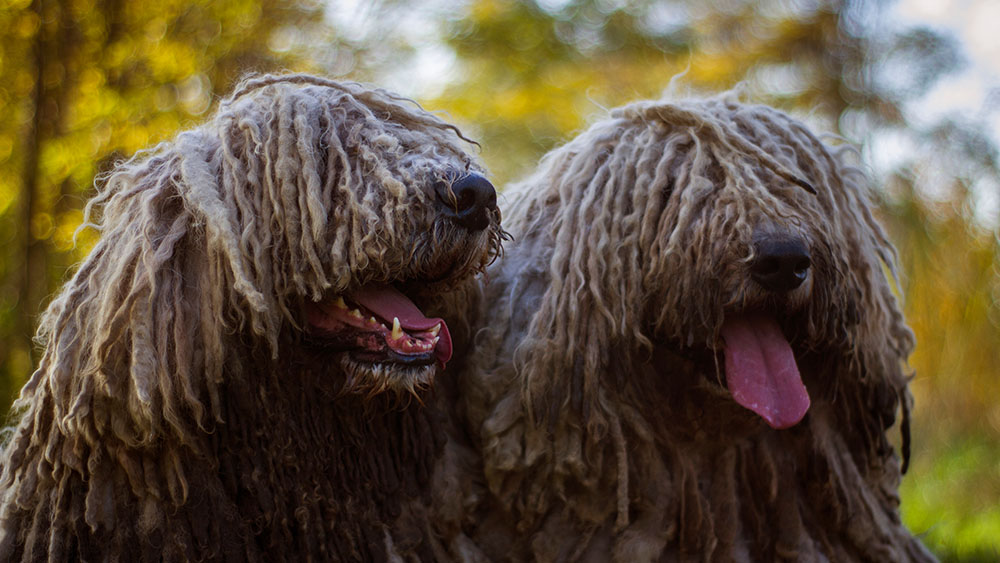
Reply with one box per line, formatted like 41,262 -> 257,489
349,349 -> 436,367
340,355 -> 438,398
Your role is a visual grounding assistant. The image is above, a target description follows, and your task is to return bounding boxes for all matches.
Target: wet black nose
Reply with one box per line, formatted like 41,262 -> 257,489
751,236 -> 811,292
435,173 -> 497,232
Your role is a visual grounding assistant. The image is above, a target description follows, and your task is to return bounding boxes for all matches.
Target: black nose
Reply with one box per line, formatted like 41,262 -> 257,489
435,173 -> 497,232
750,236 -> 811,292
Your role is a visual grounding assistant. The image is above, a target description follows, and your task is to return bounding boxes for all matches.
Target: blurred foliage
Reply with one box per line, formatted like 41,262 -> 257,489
902,435 -> 1000,562
431,0 -> 963,186
0,0 -> 997,559
887,177 -> 1000,561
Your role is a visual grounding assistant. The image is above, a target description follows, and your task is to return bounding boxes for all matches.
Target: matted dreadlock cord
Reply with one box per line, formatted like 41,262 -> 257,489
224,73 -> 480,149
626,101 -> 818,195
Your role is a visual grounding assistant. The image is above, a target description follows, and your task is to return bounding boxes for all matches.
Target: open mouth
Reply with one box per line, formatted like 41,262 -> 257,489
720,313 -> 810,430
305,284 -> 453,368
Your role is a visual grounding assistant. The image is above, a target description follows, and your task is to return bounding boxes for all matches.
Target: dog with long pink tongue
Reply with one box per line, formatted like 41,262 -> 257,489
433,95 -> 935,562
722,313 -> 810,429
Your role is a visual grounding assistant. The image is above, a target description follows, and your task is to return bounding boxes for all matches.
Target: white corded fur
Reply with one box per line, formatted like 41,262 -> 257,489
0,74 -> 503,562
435,94 -> 934,562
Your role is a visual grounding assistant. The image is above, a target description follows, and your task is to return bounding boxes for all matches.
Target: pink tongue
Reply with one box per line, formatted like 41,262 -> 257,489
721,314 -> 810,429
347,285 -> 453,366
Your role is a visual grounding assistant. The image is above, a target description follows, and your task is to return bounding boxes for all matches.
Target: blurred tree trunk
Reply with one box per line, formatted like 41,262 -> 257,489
15,0 -> 50,376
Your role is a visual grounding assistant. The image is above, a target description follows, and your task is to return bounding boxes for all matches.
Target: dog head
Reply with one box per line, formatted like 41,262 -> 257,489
498,95 -> 913,434
24,75 -> 504,438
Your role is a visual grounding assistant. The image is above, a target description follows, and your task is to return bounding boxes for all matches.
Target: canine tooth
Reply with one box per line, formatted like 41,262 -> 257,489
391,317 -> 403,341
333,296 -> 347,309
430,323 -> 441,336
432,336 -> 440,345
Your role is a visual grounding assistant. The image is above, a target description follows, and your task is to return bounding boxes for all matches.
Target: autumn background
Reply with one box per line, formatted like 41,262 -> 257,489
0,0 -> 997,560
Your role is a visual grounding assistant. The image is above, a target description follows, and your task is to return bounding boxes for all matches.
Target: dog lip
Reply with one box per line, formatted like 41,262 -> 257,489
305,287 -> 451,367
306,325 -> 439,367
350,348 -> 437,366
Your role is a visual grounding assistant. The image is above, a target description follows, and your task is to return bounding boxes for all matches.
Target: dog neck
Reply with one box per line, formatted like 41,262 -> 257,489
209,341 -> 446,561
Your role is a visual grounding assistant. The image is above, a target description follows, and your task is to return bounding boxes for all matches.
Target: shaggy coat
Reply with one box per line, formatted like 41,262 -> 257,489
435,96 -> 936,561
0,75 -> 504,562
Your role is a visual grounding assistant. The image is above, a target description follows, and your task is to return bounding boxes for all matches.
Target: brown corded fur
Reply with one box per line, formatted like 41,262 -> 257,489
0,74 -> 504,562
433,95 -> 936,561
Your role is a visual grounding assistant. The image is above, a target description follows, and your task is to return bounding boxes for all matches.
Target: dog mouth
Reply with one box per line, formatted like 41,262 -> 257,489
304,284 -> 452,369
719,313 -> 810,429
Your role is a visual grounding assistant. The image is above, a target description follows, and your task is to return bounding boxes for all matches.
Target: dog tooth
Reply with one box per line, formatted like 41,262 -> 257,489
430,323 -> 441,336
349,308 -> 362,318
391,317 -> 403,341
333,296 -> 347,309
369,316 -> 378,324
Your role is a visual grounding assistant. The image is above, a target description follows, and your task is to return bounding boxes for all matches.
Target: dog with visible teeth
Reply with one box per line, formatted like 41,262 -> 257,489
432,95 -> 936,561
0,74 -> 504,562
